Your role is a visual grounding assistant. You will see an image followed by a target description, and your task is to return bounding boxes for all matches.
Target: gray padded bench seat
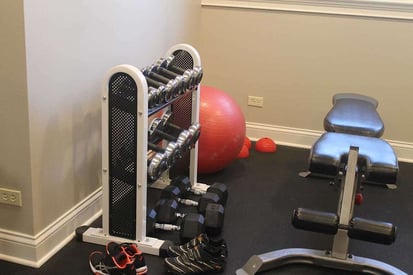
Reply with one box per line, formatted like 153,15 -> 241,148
324,93 -> 384,137
309,132 -> 398,186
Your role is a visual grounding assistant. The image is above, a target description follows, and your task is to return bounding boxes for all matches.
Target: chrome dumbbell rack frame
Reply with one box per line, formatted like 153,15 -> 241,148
78,44 -> 210,255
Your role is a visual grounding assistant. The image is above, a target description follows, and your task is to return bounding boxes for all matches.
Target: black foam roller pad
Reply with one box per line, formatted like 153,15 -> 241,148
292,208 -> 339,235
348,217 -> 396,245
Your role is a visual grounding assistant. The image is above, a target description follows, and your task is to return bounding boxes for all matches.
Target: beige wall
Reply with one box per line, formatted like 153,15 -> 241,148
0,0 -> 201,236
198,6 -> 413,143
0,0 -> 34,234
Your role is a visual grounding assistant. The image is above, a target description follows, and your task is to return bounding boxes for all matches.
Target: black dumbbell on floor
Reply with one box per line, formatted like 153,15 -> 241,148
161,185 -> 222,214
147,207 -> 205,242
171,175 -> 228,206
156,198 -> 224,236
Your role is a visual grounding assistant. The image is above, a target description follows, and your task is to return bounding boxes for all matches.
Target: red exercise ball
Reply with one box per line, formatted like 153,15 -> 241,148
198,86 -> 246,174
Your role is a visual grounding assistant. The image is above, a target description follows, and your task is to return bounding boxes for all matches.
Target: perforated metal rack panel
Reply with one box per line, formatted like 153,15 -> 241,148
108,73 -> 137,239
169,50 -> 195,177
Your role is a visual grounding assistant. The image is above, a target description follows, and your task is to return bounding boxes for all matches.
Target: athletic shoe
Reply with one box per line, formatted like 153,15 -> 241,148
89,250 -> 135,275
164,242 -> 227,274
168,233 -> 227,257
106,242 -> 148,275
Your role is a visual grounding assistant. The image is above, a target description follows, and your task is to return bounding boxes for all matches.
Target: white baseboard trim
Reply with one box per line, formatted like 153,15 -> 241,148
0,187 -> 102,268
202,0 -> 413,21
246,122 -> 413,163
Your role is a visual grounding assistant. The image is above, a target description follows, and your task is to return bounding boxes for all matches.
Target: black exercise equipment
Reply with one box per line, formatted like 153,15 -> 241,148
147,207 -> 205,242
148,118 -> 192,154
155,198 -> 224,235
160,111 -> 201,149
161,185 -> 222,214
237,147 -> 406,274
148,141 -> 181,168
146,60 -> 199,92
301,93 -> 398,188
147,150 -> 168,181
306,132 -> 398,188
143,65 -> 192,95
143,74 -> 176,102
143,53 -> 202,109
170,175 -> 228,206
147,87 -> 162,108
118,139 -> 176,182
155,56 -> 203,89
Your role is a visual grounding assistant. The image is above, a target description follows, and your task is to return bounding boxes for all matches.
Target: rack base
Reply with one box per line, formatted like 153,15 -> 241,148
76,226 -> 173,257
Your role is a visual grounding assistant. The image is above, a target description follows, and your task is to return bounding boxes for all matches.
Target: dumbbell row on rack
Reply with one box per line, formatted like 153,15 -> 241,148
117,139 -> 178,180
149,111 -> 200,149
158,111 -> 201,148
146,114 -> 201,181
142,55 -> 203,109
161,54 -> 204,86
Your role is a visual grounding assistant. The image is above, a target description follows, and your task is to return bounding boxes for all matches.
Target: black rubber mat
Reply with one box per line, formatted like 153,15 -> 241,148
1,145 -> 411,274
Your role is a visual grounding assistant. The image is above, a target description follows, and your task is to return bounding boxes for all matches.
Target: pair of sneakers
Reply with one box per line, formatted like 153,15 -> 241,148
89,242 -> 148,275
165,233 -> 228,274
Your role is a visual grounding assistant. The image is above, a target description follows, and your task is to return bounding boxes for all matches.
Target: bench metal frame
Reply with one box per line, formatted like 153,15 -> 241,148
236,147 -> 406,275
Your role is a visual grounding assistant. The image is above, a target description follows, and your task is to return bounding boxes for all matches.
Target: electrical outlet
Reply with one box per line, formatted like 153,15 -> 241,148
0,188 -> 22,207
247,96 -> 264,107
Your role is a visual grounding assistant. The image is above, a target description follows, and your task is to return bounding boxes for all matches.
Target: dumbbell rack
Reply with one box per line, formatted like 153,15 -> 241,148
77,44 -> 211,256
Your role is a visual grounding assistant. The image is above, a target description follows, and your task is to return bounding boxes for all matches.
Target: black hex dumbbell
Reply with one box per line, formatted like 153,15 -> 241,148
156,198 -> 224,236
160,185 -> 222,214
149,118 -> 192,154
171,175 -> 228,206
147,207 -> 205,242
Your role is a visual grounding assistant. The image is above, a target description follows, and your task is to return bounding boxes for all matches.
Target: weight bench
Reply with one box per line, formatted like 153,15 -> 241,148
302,93 -> 398,188
306,132 -> 398,188
237,147 -> 406,274
237,93 -> 403,274
324,93 -> 384,137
